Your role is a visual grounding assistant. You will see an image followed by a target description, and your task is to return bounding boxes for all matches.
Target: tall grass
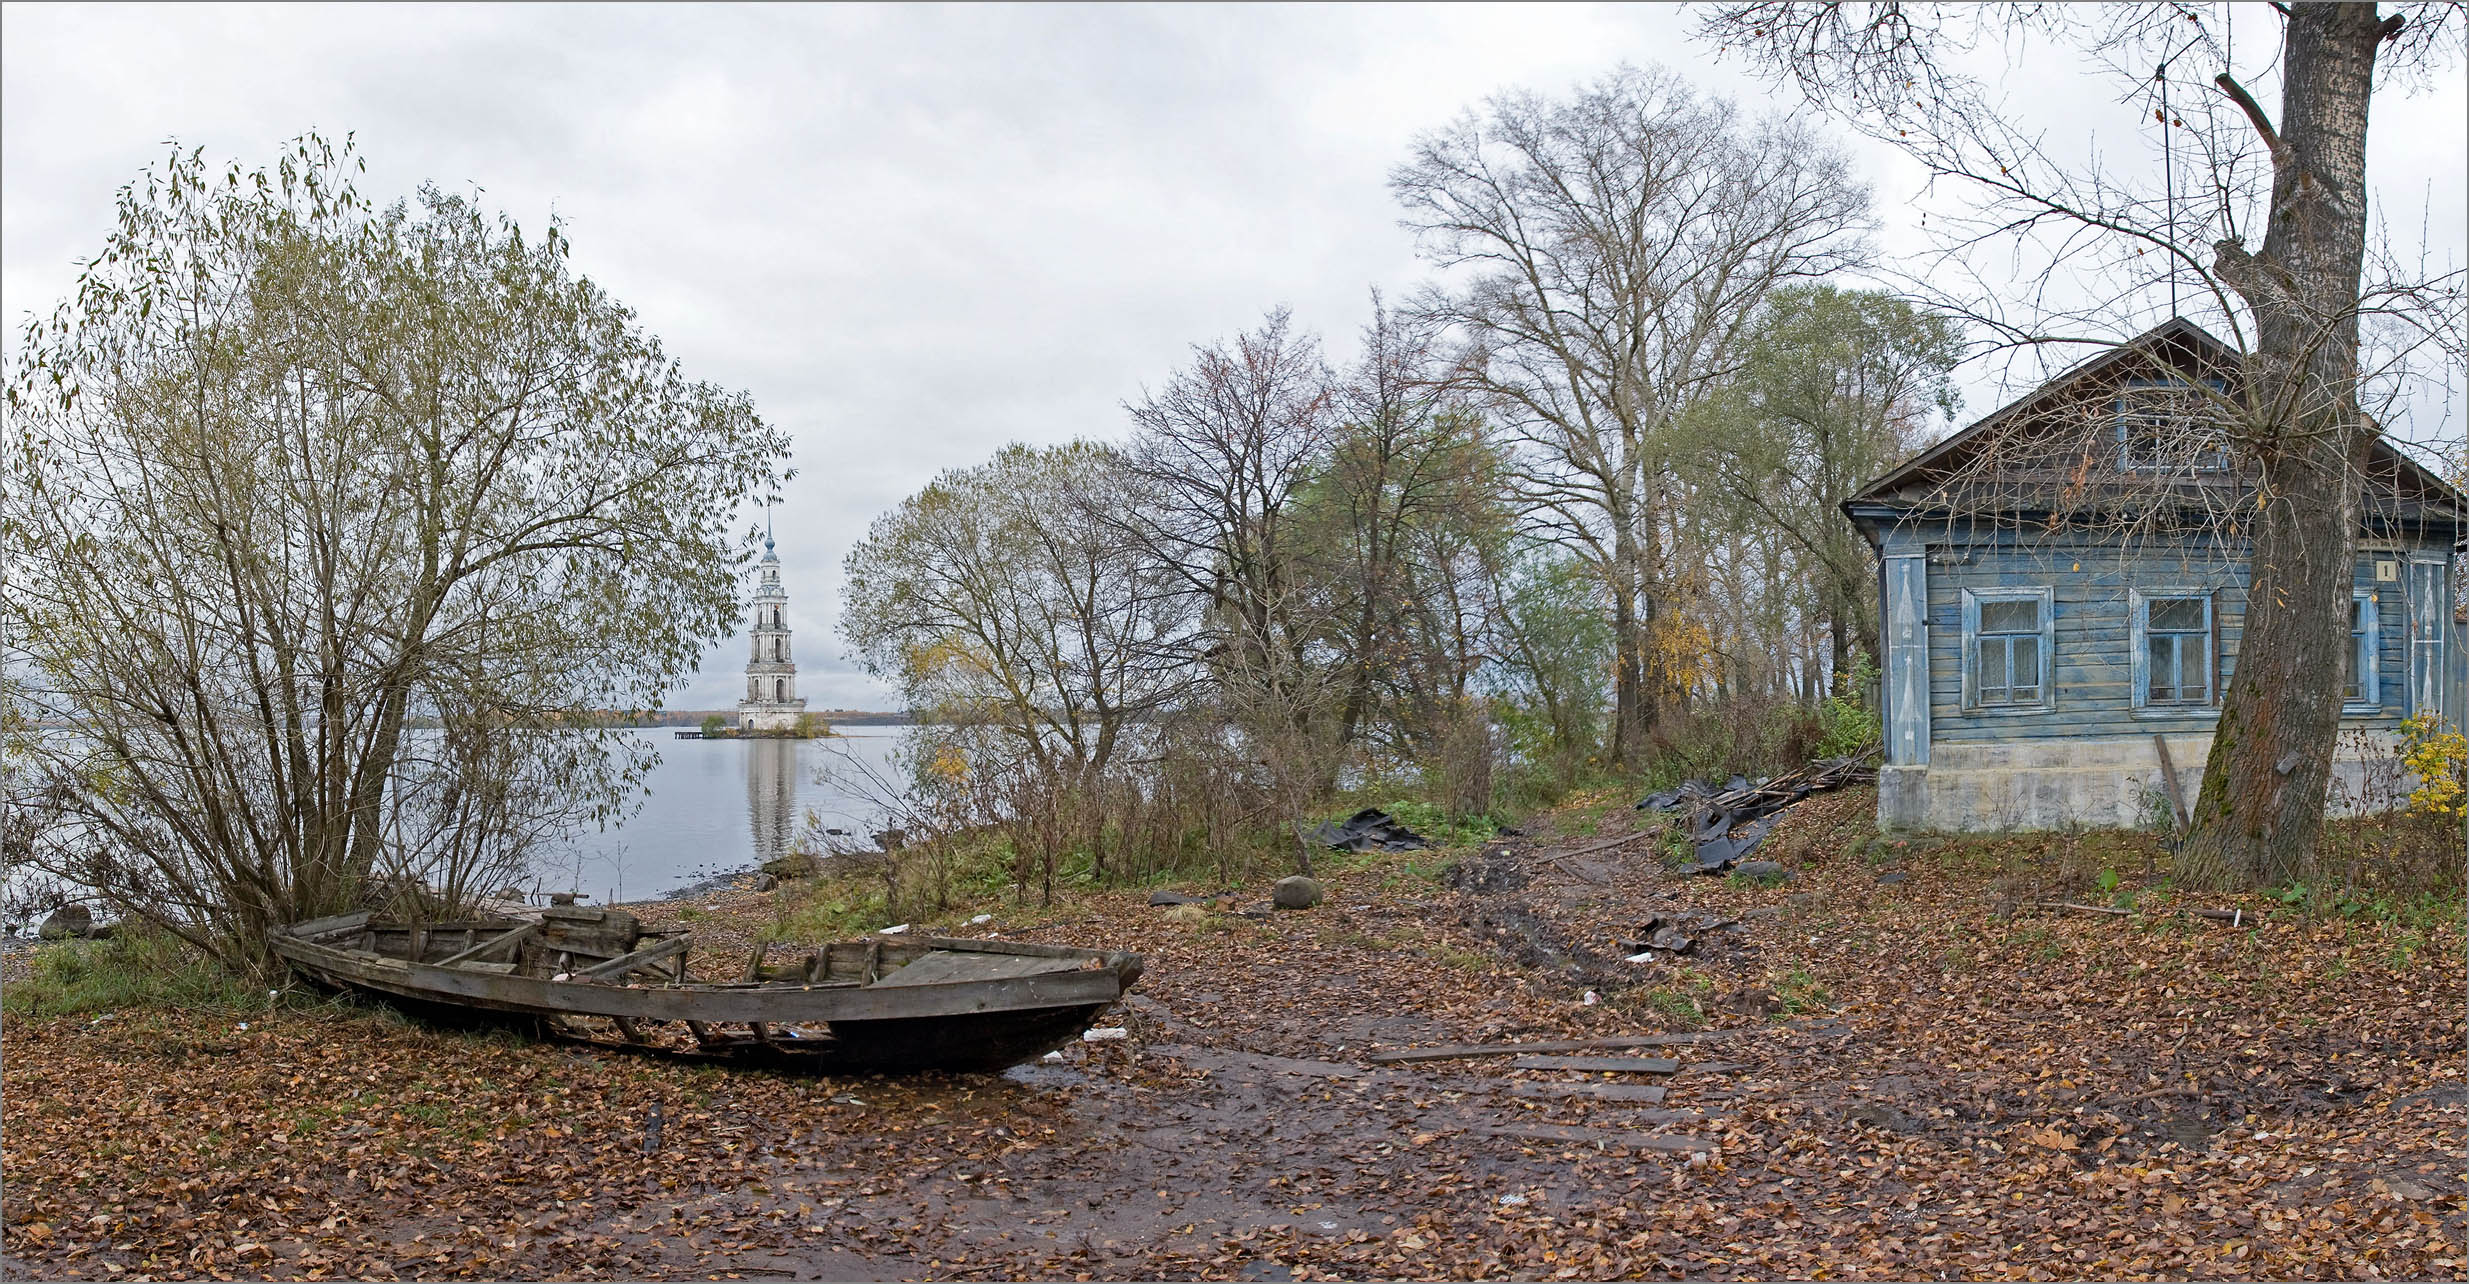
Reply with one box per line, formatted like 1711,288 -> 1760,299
3,928 -> 266,1018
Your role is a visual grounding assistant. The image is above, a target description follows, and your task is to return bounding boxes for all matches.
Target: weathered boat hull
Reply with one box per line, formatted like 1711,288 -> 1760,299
271,909 -> 1141,1073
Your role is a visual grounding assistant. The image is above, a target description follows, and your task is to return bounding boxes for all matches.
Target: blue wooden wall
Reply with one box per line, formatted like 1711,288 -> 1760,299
1888,520 -> 2445,744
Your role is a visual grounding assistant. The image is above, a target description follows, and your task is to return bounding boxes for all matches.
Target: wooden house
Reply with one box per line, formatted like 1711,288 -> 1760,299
1843,318 -> 2467,831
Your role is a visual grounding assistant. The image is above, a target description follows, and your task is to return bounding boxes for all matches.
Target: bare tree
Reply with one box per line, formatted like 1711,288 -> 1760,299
1117,311 -> 1347,819
1392,64 -> 1872,765
2,138 -> 786,966
841,442 -> 1192,789
1700,2 -> 2466,883
1307,297 -> 1510,764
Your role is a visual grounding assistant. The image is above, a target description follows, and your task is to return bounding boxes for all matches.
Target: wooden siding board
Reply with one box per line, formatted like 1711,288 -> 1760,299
1918,540 -> 2425,742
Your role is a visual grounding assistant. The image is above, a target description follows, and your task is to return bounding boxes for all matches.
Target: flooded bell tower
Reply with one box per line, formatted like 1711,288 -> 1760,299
737,520 -> 807,733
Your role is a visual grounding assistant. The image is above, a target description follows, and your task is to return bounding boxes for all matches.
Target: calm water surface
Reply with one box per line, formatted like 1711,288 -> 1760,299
541,728 -> 909,902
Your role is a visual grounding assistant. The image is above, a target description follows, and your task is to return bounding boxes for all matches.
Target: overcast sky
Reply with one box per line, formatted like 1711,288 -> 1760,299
6,3 -> 2462,710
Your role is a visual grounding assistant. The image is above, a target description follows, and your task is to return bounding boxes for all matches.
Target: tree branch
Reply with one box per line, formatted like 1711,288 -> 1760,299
2212,73 -> 2286,160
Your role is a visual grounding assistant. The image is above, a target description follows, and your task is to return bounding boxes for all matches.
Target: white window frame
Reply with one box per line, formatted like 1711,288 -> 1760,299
2342,589 -> 2380,712
2130,587 -> 2215,715
1959,586 -> 2056,714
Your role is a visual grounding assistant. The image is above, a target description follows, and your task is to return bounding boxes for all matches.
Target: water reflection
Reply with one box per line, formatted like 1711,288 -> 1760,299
744,736 -> 799,866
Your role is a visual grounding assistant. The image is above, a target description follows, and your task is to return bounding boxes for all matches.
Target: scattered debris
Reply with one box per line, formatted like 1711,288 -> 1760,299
877,922 -> 910,935
1308,808 -> 1431,853
1081,1027 -> 1129,1042
1618,910 -> 1740,958
1638,754 -> 1877,873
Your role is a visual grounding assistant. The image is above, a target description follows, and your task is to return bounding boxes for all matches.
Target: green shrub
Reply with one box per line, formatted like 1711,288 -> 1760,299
3,927 -> 264,1017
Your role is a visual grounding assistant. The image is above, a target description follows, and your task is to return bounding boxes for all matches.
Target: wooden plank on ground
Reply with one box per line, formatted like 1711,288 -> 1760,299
1370,1031 -> 1743,1064
1468,1122 -> 1712,1152
1507,1080 -> 1669,1104
1505,1055 -> 1679,1074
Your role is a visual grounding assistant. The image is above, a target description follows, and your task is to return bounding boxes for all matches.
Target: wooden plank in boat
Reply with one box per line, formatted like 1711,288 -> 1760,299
292,911 -> 373,940
574,935 -> 689,981
867,950 -> 1091,988
437,922 -> 541,968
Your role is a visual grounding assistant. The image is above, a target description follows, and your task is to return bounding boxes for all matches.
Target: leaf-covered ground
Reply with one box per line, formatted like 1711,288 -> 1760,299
5,788 -> 2462,1281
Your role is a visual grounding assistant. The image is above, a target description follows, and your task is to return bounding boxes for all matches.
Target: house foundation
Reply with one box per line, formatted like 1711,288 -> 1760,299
1879,733 -> 2414,832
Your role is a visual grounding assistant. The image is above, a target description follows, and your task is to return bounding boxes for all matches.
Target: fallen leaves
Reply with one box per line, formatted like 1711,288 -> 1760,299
4,787 -> 2464,1280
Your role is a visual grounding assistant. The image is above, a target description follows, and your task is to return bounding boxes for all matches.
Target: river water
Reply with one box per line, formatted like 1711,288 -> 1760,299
539,728 -> 910,903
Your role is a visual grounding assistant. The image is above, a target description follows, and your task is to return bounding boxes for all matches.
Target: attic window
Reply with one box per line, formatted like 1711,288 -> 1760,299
2118,381 -> 2228,473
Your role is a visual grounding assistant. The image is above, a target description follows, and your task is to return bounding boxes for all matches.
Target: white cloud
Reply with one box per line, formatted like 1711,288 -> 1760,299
8,2 -> 2460,709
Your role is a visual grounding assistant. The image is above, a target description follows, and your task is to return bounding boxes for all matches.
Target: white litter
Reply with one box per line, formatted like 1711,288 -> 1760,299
968,913 -> 993,925
878,923 -> 910,935
1082,1027 -> 1129,1042
1582,990 -> 1601,1006
1041,1050 -> 1066,1062
1496,1193 -> 1527,1207
1624,951 -> 1656,963
1318,1221 -> 1338,1231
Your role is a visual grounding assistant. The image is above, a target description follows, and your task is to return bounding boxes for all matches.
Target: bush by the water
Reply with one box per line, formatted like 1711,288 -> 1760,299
4,928 -> 267,1018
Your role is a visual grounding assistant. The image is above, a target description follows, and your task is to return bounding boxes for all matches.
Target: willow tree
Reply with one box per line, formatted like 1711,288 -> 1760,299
2,137 -> 788,966
1700,3 -> 2465,884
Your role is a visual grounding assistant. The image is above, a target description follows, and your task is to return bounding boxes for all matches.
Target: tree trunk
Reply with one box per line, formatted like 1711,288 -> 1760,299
1610,528 -> 1650,767
2182,4 -> 2387,887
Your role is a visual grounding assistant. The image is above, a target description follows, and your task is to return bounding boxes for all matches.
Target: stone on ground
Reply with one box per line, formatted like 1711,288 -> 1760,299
38,905 -> 95,940
1272,875 -> 1325,910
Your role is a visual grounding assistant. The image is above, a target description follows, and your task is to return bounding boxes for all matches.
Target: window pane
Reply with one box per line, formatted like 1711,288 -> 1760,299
2148,635 -> 2177,702
2012,637 -> 2040,694
1981,599 -> 2039,634
2149,598 -> 2206,633
1977,638 -> 2006,703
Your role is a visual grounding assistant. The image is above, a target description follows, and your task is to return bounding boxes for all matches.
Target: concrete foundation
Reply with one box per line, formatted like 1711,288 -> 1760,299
1880,732 -> 2411,832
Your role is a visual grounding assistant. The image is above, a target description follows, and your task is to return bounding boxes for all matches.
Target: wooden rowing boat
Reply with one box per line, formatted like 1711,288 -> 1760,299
270,906 -> 1143,1073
